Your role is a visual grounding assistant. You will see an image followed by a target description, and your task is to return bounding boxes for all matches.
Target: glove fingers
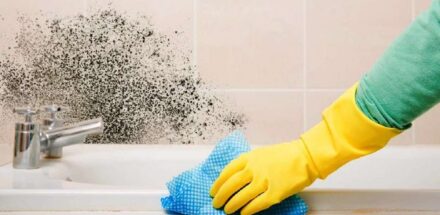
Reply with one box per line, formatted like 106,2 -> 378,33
224,180 -> 267,214
210,155 -> 247,197
240,192 -> 276,215
212,170 -> 252,209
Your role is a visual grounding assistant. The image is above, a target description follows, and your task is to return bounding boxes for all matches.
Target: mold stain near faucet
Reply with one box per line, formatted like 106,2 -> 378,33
0,9 -> 246,144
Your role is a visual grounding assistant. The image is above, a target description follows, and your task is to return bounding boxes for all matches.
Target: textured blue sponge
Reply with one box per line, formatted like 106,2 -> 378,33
161,131 -> 308,215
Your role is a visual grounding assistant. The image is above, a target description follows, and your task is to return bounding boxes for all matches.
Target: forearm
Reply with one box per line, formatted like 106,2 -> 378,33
356,0 -> 440,130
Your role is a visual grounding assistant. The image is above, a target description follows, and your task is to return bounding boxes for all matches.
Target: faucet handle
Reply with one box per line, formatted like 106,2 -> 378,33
43,105 -> 63,119
13,107 -> 40,123
43,104 -> 62,113
41,105 -> 65,159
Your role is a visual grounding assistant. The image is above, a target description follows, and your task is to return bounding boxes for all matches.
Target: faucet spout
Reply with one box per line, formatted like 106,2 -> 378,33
13,105 -> 105,169
41,118 -> 104,151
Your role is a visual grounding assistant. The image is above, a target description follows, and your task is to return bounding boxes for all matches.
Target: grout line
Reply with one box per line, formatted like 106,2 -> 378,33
192,0 -> 199,80
303,0 -> 308,132
305,88 -> 345,92
211,89 -> 304,92
208,88 -> 345,93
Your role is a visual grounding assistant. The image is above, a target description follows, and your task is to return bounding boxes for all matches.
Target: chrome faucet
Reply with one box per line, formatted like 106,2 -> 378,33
13,105 -> 104,169
41,105 -> 64,158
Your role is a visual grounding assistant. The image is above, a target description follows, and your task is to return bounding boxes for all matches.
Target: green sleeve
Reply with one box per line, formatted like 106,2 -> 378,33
356,0 -> 440,130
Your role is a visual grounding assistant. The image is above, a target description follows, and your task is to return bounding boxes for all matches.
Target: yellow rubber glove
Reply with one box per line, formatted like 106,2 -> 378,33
210,84 -> 401,215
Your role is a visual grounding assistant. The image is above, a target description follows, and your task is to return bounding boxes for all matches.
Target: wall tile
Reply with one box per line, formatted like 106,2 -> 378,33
305,91 -> 341,129
0,0 -> 197,146
391,128 -> 413,145
0,0 -> 87,17
0,0 -> 430,153
215,91 -> 303,145
0,144 -> 12,166
307,0 -> 412,89
306,91 -> 413,145
0,0 -> 87,166
415,105 -> 440,144
414,0 -> 432,17
196,0 -> 304,89
385,125 -> 413,145
86,0 -> 194,50
0,108 -> 15,165
0,0 -> 87,53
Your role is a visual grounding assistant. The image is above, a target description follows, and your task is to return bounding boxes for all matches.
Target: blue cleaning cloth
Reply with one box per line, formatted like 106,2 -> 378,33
161,131 -> 308,215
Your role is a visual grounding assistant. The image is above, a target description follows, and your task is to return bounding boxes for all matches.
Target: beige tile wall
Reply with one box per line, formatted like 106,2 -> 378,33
0,0 -> 87,53
196,0 -> 304,89
214,90 -> 304,145
87,0 -> 194,49
306,0 -> 412,89
196,0 -> 437,145
0,0 -> 438,167
0,0 -> 88,165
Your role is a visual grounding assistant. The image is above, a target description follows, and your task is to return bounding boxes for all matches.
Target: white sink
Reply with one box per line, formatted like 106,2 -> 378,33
42,145 -> 208,188
1,144 -> 440,213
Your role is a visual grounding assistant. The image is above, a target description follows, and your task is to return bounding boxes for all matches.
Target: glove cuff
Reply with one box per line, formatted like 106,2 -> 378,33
301,83 -> 401,179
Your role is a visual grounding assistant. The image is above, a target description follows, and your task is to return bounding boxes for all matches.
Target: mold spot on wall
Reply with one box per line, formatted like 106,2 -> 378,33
0,9 -> 246,144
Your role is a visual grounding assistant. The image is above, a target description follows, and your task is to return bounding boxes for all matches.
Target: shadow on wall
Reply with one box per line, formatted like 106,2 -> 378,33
0,9 -> 246,144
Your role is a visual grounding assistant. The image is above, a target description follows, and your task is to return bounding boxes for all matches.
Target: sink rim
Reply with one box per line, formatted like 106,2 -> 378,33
2,144 -> 440,212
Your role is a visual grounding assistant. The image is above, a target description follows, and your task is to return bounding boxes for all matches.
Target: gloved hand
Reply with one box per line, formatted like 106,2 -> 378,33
210,84 -> 401,215
210,140 -> 318,215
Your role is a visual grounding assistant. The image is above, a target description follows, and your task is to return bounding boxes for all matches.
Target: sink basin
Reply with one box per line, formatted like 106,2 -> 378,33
0,144 -> 212,212
42,145 -> 210,188
1,144 -> 440,213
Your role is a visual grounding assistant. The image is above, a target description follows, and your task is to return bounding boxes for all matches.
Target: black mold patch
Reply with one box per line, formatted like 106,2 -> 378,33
0,9 -> 246,144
